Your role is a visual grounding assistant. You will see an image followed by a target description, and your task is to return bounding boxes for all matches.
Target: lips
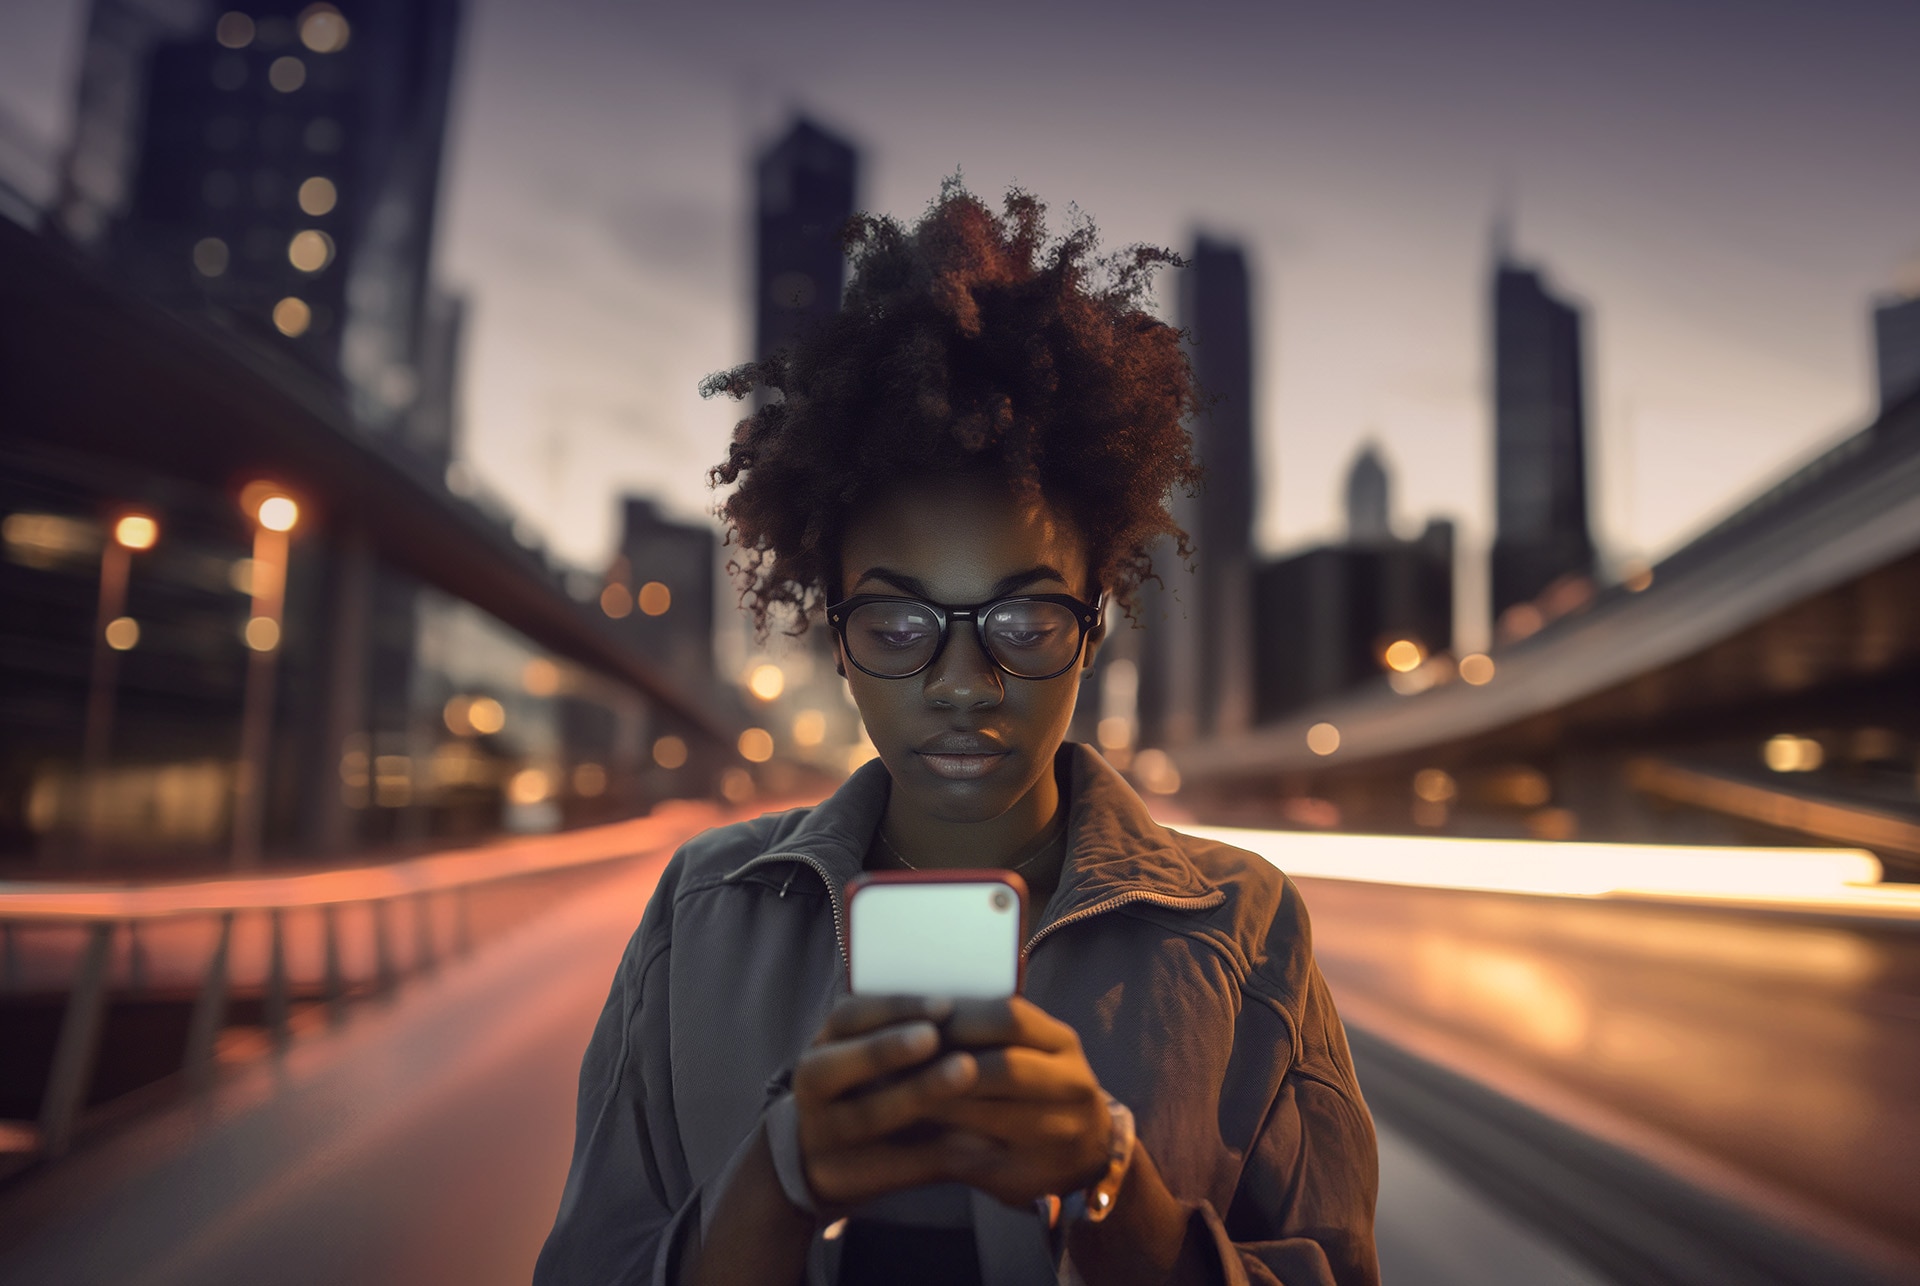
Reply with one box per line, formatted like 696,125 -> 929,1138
915,732 -> 1011,780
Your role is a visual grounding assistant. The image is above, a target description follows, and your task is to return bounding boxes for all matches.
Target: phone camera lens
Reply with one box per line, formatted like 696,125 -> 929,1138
990,889 -> 1012,911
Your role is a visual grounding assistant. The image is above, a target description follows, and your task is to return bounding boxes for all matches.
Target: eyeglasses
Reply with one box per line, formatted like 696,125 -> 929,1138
826,592 -> 1103,681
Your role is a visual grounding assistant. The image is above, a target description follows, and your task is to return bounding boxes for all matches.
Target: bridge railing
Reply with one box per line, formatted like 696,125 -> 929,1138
0,799 -> 746,1161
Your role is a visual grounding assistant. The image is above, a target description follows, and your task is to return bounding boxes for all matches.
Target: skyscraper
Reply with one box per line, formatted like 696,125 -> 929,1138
1490,251 -> 1594,622
1157,235 -> 1257,741
1874,293 -> 1920,413
57,0 -> 462,444
1345,442 -> 1391,544
753,117 -> 857,363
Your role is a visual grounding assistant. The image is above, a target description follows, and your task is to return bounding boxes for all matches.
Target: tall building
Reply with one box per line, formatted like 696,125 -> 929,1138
753,117 -> 857,363
1489,252 -> 1594,623
1139,235 -> 1257,747
1252,517 -> 1455,722
613,498 -> 717,697
1874,293 -> 1920,413
56,0 -> 462,445
1346,443 -> 1391,544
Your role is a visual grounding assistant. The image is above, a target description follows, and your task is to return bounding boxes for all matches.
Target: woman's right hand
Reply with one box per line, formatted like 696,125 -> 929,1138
791,994 -> 986,1211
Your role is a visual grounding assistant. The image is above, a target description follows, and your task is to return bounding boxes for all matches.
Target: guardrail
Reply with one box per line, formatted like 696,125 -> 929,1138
0,800 -> 750,1162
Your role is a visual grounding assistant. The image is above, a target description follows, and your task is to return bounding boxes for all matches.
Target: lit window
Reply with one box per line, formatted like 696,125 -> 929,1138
287,228 -> 334,272
215,12 -> 255,48
299,4 -> 350,53
192,236 -> 230,277
272,297 -> 311,336
268,55 -> 306,92
637,580 -> 671,615
297,175 -> 337,215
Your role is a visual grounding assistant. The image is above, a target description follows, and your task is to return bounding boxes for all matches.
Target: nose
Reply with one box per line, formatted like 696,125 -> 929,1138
922,621 -> 1004,710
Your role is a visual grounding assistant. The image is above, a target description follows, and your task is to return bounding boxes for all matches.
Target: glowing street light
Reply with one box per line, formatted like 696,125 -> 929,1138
78,510 -> 162,862
232,484 -> 299,868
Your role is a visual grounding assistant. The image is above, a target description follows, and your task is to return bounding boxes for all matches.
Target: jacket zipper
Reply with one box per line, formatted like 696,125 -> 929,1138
754,852 -> 850,971
1022,888 -> 1225,960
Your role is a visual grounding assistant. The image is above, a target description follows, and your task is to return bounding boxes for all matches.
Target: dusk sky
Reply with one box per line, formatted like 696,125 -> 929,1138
5,0 -> 1917,640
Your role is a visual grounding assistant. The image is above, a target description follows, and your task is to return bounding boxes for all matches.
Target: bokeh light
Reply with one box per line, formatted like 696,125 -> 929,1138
746,663 -> 785,702
113,514 -> 158,550
737,727 -> 774,762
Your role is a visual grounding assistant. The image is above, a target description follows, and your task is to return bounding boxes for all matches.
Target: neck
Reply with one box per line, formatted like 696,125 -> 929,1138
880,760 -> 1063,870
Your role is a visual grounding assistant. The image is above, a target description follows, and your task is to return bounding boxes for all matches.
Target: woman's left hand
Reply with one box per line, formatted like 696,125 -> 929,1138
926,996 -> 1114,1207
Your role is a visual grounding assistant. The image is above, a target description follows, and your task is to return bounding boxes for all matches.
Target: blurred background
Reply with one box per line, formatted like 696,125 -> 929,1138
0,1 -> 1917,1283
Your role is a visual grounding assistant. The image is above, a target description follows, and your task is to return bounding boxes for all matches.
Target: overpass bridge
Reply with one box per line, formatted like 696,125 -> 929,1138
1176,388 -> 1920,878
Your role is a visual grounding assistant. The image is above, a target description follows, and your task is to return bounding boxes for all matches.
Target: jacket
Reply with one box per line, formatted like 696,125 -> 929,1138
534,743 -> 1380,1286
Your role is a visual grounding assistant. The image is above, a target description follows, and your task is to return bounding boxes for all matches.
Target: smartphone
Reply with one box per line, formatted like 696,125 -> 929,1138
845,869 -> 1027,998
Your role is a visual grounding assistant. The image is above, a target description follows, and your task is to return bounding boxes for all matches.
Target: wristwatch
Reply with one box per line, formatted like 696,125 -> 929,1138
1060,1095 -> 1135,1224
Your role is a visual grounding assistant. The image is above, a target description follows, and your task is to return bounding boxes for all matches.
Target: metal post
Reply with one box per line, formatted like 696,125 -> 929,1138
232,524 -> 290,869
372,899 -> 394,991
126,922 -> 147,997
77,542 -> 131,866
454,886 -> 473,957
265,908 -> 290,1048
322,903 -> 343,1008
184,912 -> 234,1091
39,922 -> 115,1158
413,892 -> 436,973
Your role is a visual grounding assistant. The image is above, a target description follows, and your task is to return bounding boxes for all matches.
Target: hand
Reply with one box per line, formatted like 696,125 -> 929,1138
791,994 -> 989,1212
926,996 -> 1114,1207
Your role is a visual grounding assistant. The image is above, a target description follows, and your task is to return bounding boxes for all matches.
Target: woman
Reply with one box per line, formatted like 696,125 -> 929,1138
534,184 -> 1379,1286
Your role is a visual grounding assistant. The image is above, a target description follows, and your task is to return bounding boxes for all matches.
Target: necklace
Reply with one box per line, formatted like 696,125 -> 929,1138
876,815 -> 1067,876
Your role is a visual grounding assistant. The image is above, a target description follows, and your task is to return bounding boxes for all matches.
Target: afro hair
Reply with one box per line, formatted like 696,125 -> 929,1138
704,180 -> 1202,634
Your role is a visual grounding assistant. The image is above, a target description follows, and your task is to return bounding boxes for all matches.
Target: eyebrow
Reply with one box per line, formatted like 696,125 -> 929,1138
852,564 -> 1075,600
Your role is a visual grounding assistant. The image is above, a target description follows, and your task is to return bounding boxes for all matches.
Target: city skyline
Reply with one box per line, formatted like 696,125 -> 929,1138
3,0 -> 1917,594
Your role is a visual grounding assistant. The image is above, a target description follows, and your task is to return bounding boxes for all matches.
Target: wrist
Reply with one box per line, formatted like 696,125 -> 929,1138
1060,1095 -> 1135,1225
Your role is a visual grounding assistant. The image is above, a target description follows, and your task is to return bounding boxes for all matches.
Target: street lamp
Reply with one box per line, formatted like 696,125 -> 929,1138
231,484 -> 299,868
78,511 -> 160,863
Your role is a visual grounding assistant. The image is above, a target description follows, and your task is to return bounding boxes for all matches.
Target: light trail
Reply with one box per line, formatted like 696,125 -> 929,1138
1175,825 -> 1920,916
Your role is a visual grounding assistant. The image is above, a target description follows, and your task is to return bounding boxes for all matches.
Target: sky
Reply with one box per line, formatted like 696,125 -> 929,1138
4,0 -> 1918,640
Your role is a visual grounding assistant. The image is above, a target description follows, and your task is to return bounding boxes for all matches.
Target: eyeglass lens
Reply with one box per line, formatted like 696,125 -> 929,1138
843,600 -> 1083,678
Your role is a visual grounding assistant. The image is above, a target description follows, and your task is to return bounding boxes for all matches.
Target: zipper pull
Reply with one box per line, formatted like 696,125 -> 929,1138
778,867 -> 798,899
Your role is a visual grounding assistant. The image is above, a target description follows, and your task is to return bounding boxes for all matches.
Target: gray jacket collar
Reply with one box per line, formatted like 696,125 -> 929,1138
722,743 -> 1218,924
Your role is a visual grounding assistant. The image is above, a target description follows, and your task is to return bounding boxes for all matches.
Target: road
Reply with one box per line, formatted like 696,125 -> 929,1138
1300,875 -> 1920,1266
0,851 -> 1609,1286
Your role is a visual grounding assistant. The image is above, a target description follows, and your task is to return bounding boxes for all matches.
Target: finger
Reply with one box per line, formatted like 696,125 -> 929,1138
943,996 -> 1079,1054
960,1046 -> 1090,1101
929,1097 -> 1093,1144
818,994 -> 955,1043
816,1052 -> 978,1144
795,1021 -> 942,1104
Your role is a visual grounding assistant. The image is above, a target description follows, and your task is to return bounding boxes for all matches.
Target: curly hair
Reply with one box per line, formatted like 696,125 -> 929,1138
704,180 -> 1202,634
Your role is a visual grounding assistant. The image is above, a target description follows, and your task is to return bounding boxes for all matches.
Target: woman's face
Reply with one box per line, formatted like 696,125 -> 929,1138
836,472 -> 1102,825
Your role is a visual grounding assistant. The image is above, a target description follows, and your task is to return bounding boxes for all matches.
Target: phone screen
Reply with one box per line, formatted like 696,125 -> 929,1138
847,872 -> 1026,998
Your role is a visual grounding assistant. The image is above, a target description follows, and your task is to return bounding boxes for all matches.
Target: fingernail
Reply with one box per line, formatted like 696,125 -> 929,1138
900,1021 -> 938,1051
941,1052 -> 974,1083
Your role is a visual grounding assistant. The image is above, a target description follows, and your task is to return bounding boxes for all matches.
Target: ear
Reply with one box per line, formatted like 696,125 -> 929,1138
1080,600 -> 1108,672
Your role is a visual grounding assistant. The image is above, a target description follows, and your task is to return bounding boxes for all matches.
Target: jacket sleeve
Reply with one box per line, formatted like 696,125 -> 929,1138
534,860 -> 701,1286
1191,962 -> 1382,1286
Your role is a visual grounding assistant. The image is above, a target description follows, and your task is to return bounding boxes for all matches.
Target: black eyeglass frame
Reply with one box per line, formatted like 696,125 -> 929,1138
826,592 -> 1105,682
